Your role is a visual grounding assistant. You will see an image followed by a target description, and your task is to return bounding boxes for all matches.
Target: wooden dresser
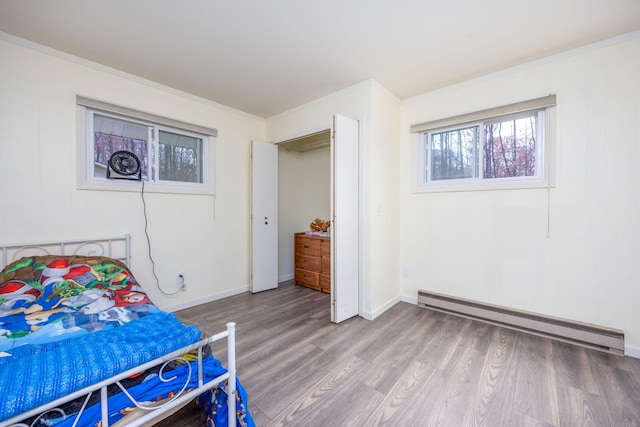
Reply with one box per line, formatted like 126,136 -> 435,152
294,232 -> 330,293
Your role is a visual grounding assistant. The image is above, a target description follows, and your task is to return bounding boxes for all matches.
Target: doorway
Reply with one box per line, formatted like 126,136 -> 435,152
277,129 -> 331,282
251,115 -> 360,322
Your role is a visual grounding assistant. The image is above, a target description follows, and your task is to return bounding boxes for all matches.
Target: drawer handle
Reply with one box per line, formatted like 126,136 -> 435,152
303,245 -> 310,248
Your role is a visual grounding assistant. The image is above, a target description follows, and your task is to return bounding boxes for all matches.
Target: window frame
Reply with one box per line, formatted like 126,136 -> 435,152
412,96 -> 556,193
76,97 -> 216,196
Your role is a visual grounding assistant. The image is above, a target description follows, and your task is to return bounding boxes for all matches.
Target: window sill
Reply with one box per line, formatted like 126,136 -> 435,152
78,179 -> 214,196
412,179 -> 552,194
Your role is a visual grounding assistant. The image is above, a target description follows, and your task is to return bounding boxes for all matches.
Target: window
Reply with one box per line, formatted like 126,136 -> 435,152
77,97 -> 216,195
412,95 -> 556,192
427,111 -> 541,182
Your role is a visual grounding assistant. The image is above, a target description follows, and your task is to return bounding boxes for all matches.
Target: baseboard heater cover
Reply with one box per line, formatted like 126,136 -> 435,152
417,289 -> 624,355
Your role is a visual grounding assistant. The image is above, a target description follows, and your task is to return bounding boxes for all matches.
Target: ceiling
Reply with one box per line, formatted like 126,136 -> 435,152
1,0 -> 639,118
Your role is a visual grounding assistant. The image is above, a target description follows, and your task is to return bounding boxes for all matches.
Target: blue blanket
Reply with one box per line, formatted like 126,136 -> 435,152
0,311 -> 202,421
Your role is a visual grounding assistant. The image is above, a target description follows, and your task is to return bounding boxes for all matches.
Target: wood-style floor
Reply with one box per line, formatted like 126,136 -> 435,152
162,280 -> 640,426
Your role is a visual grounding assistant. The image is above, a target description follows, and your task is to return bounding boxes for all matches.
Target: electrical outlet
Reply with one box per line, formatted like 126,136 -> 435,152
176,272 -> 185,290
402,266 -> 410,278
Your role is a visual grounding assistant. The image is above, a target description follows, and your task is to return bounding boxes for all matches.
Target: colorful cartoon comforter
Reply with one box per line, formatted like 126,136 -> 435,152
0,255 -> 254,426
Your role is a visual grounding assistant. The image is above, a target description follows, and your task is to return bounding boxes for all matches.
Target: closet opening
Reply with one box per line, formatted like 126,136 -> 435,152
252,114 -> 360,323
277,130 -> 331,293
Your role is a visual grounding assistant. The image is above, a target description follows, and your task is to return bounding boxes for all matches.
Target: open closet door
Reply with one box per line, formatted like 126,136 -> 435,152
250,140 -> 278,293
331,114 -> 359,323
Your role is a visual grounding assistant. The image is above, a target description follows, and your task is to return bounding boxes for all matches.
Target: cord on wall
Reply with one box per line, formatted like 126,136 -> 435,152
546,184 -> 551,239
141,180 -> 182,296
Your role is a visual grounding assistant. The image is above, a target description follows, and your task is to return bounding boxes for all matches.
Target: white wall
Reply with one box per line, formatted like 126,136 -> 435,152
399,33 -> 640,355
0,38 -> 266,310
366,83 -> 402,317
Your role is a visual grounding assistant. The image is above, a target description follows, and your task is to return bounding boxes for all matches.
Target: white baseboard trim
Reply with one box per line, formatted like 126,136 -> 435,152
625,345 -> 640,359
361,294 -> 417,320
278,273 -> 294,283
401,294 -> 418,305
361,311 -> 373,320
363,295 -> 402,320
162,285 -> 250,313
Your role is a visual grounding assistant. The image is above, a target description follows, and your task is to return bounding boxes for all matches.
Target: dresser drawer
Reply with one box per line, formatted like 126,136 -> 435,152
295,237 -> 320,257
320,257 -> 330,274
295,268 -> 320,290
320,241 -> 330,257
296,254 -> 320,271
319,273 -> 330,293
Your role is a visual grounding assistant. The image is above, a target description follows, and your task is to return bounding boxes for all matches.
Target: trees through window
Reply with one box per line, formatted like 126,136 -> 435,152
421,110 -> 545,187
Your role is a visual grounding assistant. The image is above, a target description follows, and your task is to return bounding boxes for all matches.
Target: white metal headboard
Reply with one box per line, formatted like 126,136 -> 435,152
1,234 -> 131,268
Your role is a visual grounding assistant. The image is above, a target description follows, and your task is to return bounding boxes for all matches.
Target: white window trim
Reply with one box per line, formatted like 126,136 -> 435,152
412,95 -> 556,193
76,97 -> 216,196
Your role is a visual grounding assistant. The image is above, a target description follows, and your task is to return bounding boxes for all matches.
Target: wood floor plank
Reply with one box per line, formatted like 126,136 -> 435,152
363,359 -> 438,425
462,326 -> 518,427
414,315 -> 474,370
509,412 -> 558,427
267,355 -> 379,425
510,333 -> 560,426
309,315 -> 371,352
419,343 -> 488,426
590,363 -> 640,425
551,340 -> 602,396
241,318 -> 324,364
245,332 -> 382,419
624,355 -> 640,376
461,319 -> 495,354
358,310 -> 438,395
556,383 -> 614,427
239,342 -> 322,395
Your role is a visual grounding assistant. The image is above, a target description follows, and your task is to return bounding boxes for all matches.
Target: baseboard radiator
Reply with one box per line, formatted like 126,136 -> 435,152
417,289 -> 624,355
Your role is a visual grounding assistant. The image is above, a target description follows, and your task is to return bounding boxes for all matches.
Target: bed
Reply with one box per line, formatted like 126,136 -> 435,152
0,235 -> 254,427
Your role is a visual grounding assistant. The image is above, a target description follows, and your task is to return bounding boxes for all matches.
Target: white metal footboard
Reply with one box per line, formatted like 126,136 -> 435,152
0,322 -> 237,427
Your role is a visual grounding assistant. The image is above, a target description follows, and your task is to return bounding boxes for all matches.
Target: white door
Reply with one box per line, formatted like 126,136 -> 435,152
331,115 -> 359,323
250,140 -> 278,293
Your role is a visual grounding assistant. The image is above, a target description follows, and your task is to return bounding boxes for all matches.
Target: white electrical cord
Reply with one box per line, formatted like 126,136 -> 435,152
141,180 -> 183,296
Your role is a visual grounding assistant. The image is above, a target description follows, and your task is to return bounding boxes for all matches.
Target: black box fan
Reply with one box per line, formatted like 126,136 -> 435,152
107,150 -> 142,181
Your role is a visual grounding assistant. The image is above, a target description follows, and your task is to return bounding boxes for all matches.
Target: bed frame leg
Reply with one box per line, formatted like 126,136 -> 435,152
227,322 -> 236,427
100,385 -> 109,426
